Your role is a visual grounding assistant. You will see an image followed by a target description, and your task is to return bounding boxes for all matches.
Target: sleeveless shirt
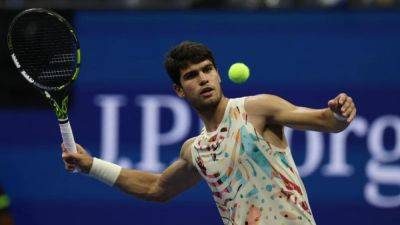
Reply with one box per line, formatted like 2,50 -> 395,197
191,97 -> 316,225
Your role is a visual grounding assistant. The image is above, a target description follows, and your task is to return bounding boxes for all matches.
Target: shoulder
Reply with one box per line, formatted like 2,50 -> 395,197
179,137 -> 197,162
244,94 -> 280,115
244,94 -> 298,123
244,94 -> 279,105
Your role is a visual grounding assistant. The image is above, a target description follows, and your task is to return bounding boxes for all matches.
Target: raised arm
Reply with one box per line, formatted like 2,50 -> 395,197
61,138 -> 201,203
245,93 -> 357,133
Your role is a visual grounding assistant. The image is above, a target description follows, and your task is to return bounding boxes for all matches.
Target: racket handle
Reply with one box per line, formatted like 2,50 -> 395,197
59,119 -> 77,153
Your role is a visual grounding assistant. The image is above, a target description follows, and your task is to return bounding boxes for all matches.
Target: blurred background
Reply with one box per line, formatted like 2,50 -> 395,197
0,1 -> 399,225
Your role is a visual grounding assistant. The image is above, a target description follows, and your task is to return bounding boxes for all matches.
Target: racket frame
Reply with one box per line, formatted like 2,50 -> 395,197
7,8 -> 82,153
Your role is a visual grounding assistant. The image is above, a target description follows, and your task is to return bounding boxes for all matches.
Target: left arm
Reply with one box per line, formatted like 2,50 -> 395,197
245,93 -> 357,133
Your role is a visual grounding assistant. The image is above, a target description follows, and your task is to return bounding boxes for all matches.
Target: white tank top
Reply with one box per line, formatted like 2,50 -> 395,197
191,97 -> 316,225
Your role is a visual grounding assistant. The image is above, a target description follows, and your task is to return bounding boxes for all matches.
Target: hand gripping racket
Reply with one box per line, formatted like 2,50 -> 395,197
7,8 -> 81,153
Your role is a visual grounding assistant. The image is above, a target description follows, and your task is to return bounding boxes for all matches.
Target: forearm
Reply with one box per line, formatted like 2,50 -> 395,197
63,145 -> 186,203
115,168 -> 164,202
86,157 -> 164,202
65,144 -> 200,203
115,158 -> 201,203
281,107 -> 348,132
249,95 -> 351,133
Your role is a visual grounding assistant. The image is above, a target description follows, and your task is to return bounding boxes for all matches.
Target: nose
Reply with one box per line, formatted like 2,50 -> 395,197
198,71 -> 209,85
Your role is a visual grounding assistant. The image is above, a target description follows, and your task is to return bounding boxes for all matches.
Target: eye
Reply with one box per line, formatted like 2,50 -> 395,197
203,65 -> 213,73
184,71 -> 198,80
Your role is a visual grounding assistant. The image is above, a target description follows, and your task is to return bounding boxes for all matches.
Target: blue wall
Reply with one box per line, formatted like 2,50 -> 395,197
0,11 -> 399,225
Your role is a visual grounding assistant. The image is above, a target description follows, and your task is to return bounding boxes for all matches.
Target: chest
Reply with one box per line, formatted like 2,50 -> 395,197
247,113 -> 288,149
194,124 -> 273,182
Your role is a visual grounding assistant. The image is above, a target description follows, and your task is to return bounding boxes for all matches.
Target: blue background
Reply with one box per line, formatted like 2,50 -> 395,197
0,11 -> 399,225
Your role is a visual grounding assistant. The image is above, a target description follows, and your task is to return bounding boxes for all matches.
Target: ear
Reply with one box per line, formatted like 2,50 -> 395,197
173,83 -> 185,98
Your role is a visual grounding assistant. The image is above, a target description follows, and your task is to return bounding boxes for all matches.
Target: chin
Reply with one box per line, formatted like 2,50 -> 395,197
195,95 -> 221,110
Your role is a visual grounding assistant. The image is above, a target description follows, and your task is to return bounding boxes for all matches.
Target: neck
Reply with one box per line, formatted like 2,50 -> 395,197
198,96 -> 229,132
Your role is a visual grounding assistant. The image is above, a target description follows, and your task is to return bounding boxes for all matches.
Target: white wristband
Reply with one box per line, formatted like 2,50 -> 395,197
333,112 -> 347,122
89,157 -> 122,186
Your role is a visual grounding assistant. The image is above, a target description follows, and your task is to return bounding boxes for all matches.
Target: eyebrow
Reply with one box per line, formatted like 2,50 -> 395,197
183,63 -> 213,78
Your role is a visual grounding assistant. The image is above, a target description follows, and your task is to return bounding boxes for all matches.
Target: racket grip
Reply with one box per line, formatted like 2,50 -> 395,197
59,119 -> 77,153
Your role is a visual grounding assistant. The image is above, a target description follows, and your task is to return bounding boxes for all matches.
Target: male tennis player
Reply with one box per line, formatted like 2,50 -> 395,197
62,41 -> 356,225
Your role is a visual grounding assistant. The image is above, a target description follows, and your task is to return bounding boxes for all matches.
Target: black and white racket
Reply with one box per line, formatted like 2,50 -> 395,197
7,8 -> 81,153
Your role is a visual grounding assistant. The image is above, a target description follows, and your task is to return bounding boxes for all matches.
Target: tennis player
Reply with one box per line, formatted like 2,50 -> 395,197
62,41 -> 356,225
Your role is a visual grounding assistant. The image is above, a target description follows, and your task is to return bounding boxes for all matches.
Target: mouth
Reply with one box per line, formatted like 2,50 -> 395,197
200,87 -> 214,97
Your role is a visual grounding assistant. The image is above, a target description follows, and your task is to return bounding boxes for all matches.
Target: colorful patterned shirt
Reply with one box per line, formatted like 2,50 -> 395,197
191,97 -> 316,225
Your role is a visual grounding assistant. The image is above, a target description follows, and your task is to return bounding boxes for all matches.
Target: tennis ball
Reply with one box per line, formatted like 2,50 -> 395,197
228,63 -> 250,84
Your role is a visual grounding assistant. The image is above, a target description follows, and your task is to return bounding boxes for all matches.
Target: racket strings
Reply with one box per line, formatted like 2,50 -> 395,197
49,53 -> 76,64
10,12 -> 78,88
38,70 -> 75,79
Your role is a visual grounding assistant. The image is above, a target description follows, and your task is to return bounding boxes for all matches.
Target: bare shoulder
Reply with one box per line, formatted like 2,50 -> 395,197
245,94 -> 282,105
244,94 -> 280,117
179,137 -> 197,164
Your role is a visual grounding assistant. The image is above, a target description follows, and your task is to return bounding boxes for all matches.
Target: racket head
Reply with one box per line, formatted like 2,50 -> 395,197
7,8 -> 81,91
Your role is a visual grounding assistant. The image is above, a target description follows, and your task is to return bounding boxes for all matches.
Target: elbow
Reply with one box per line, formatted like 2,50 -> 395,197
147,187 -> 172,203
149,193 -> 172,203
135,192 -> 171,203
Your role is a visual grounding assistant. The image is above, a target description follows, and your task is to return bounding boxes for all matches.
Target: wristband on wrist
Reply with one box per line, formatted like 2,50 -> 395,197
89,157 -> 122,186
333,112 -> 347,122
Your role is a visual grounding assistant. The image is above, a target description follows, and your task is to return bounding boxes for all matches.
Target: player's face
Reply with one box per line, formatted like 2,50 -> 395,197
174,60 -> 223,111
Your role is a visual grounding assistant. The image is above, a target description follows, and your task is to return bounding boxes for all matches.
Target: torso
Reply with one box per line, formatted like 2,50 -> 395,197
248,114 -> 288,150
190,97 -> 316,225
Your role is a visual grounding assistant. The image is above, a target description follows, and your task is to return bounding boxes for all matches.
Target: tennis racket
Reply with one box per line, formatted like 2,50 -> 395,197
7,8 -> 81,153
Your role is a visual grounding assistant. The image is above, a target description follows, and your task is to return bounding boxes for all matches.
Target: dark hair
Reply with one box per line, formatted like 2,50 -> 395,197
164,41 -> 217,85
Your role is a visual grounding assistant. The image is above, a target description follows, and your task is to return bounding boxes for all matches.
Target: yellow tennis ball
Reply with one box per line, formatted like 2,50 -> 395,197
228,63 -> 250,84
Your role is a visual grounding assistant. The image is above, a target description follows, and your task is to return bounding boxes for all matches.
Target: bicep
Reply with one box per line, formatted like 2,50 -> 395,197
155,158 -> 201,200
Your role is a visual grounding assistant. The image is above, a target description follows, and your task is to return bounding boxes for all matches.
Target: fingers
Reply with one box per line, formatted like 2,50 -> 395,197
61,143 -> 86,155
341,100 -> 349,113
61,144 -> 83,164
338,93 -> 347,105
76,143 -> 86,154
341,101 -> 351,115
331,93 -> 357,123
334,93 -> 353,113
62,150 -> 79,172
61,143 -> 76,153
61,143 -> 67,152
340,96 -> 354,118
328,99 -> 336,110
62,148 -> 81,158
347,108 -> 357,123
62,147 -> 77,171
65,163 -> 76,172
62,151 -> 78,164
61,142 -> 92,173
342,102 -> 355,117
328,99 -> 340,113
